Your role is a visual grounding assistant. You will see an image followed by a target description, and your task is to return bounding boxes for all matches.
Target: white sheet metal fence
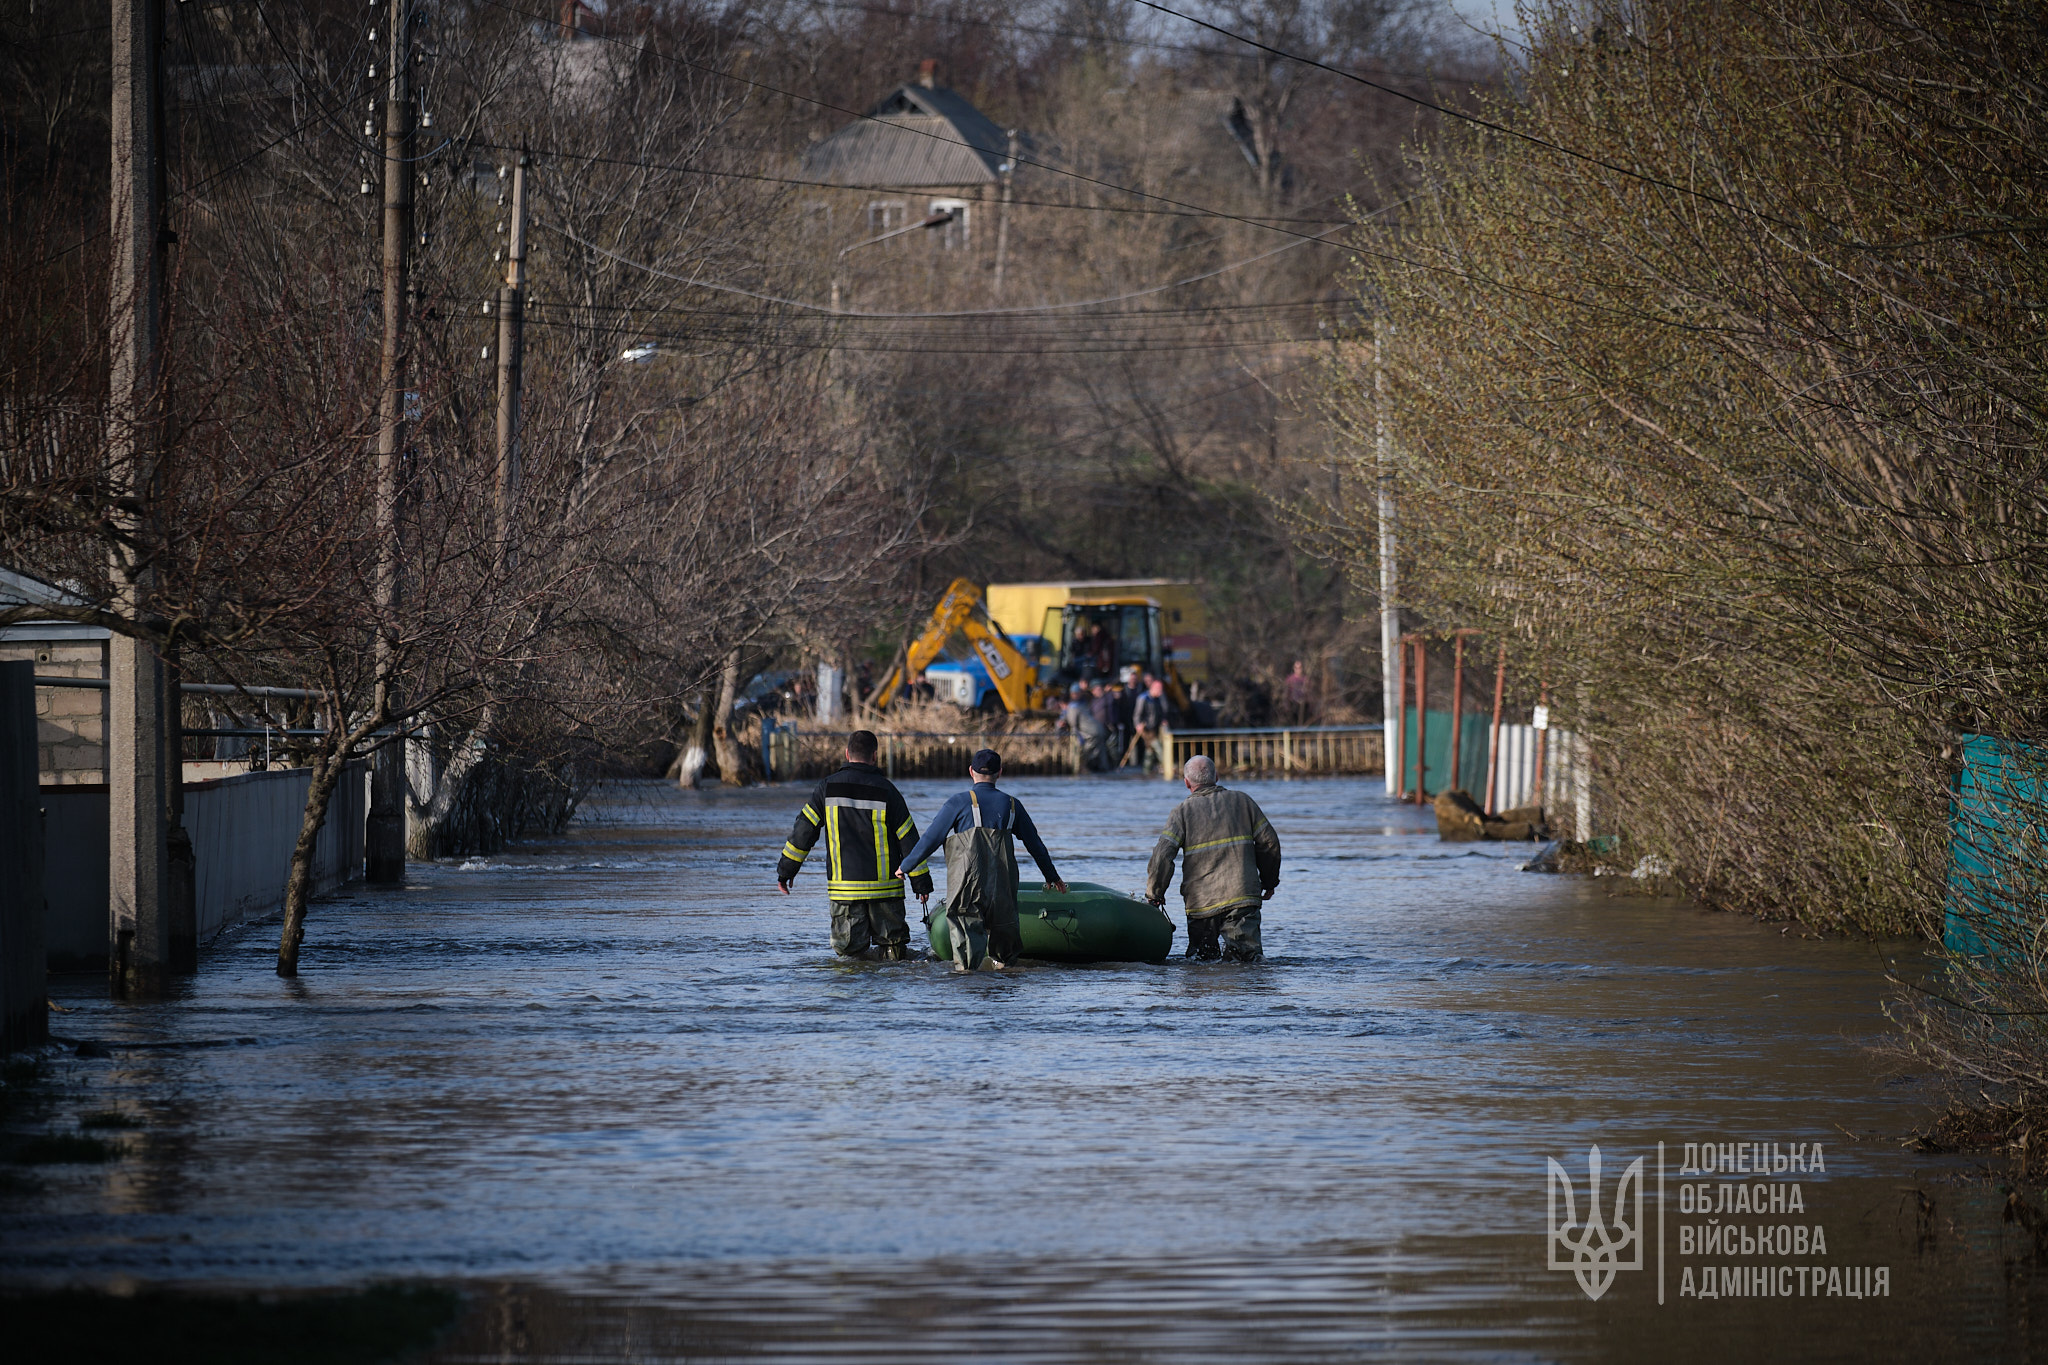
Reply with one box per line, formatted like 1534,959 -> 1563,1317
1488,724 -> 1592,838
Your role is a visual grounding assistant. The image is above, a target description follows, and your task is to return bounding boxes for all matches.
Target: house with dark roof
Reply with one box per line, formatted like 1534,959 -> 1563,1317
799,62 -> 1015,253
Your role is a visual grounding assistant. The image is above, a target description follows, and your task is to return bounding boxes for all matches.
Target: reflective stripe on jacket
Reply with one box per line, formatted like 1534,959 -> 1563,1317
777,763 -> 933,901
1145,783 -> 1281,918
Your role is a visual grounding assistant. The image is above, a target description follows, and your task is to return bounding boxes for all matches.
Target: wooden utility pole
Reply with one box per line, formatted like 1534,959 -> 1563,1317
108,0 -> 178,992
494,151 -> 528,569
366,0 -> 413,883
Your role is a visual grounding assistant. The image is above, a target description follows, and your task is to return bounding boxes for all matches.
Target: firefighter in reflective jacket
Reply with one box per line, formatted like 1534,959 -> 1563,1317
777,729 -> 934,960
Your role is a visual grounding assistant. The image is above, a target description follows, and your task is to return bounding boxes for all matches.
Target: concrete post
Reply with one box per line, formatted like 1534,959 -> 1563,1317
1375,322 -> 1400,797
0,663 -> 48,1051
108,636 -> 170,990
109,0 -> 173,993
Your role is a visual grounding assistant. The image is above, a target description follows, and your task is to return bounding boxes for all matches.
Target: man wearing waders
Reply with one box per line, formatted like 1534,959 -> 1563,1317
1146,755 -> 1281,962
777,730 -> 933,960
895,749 -> 1067,971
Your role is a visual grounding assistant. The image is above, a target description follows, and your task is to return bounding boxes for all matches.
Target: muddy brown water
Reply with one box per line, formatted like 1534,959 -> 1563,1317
4,777 -> 2042,1361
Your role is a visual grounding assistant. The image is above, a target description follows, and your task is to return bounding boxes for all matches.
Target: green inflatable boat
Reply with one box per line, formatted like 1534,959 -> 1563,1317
927,881 -> 1176,965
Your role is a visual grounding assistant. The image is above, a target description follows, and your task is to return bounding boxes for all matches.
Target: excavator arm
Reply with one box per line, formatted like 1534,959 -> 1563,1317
872,578 -> 985,711
873,577 -> 1049,714
957,615 -> 1040,714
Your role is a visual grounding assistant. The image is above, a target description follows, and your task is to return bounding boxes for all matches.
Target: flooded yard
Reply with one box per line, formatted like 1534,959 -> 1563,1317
4,776 -> 2040,1360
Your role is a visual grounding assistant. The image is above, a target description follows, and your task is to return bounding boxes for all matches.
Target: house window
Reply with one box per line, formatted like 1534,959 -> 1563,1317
929,198 -> 970,249
866,200 -> 906,234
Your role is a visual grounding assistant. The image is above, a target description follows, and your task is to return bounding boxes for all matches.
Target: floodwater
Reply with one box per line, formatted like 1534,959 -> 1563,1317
4,776 -> 2043,1361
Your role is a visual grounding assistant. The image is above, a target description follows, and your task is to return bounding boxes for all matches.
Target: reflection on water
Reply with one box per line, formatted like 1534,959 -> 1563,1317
4,777 -> 2041,1359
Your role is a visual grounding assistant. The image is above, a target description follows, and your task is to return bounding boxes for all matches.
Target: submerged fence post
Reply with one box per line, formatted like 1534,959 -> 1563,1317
1413,638 -> 1429,804
1393,633 -> 1407,798
1485,643 -> 1505,814
1448,634 -> 1465,796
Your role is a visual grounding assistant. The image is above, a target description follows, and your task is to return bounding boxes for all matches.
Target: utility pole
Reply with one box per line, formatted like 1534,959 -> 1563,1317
365,0 -> 412,883
992,128 -> 1016,300
108,0 -> 178,993
495,151 -> 528,572
1375,322 -> 1400,799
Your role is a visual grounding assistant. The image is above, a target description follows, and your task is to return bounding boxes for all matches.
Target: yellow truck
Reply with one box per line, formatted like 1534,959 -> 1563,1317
986,580 -> 1209,685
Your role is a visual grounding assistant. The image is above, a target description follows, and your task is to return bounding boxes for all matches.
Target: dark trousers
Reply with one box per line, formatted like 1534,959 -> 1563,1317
832,899 -> 909,956
948,897 -> 1022,967
1186,904 -> 1262,962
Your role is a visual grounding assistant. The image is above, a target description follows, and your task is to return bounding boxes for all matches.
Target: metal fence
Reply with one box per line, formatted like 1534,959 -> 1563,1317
763,721 -> 1387,782
1157,725 -> 1385,780
762,724 -> 1083,781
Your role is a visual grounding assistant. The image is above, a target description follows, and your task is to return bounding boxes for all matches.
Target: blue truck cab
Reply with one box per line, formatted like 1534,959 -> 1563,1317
923,634 -> 1056,711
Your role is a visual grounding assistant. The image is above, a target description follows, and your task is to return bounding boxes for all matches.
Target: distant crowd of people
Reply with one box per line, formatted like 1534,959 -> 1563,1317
1054,666 -> 1176,772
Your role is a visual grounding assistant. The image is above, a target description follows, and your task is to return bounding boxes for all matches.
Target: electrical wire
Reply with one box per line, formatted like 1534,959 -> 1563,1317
487,310 -> 1321,355
532,295 -> 1339,324
467,140 -> 1357,225
1132,0 -> 1804,231
471,0 -> 1403,249
542,196 -> 1389,317
787,0 -> 1458,83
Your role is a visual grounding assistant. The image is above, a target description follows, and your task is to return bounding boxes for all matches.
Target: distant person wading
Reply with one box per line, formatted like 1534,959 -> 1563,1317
777,730 -> 932,960
896,749 -> 1067,971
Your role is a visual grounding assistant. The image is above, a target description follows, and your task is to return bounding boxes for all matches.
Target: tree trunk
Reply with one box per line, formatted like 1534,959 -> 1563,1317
407,704 -> 500,857
276,742 -> 352,977
710,650 -> 746,787
677,691 -> 711,788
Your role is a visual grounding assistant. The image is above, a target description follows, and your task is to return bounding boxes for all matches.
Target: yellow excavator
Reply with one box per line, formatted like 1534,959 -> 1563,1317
871,578 -> 1057,714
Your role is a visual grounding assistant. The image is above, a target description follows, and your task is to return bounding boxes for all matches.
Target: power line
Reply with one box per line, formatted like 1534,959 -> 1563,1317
1133,0 -> 1804,230
536,295 -> 1339,324
542,198 -> 1380,318
467,139 -> 1355,225
472,0 -> 1390,250
790,0 -> 1456,82
496,311 -> 1321,355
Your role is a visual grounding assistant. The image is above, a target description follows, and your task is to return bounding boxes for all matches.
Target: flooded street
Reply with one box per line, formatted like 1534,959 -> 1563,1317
5,776 -> 2042,1360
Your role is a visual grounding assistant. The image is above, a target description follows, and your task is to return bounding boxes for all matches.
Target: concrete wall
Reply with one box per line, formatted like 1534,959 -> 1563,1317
43,762 -> 367,972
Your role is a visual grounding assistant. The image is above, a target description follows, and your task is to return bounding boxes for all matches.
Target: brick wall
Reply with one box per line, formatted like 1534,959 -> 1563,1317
0,640 -> 106,784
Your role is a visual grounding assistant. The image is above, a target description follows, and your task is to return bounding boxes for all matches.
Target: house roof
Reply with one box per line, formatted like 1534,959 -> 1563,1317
0,565 -> 107,641
0,565 -> 87,609
800,83 -> 1008,189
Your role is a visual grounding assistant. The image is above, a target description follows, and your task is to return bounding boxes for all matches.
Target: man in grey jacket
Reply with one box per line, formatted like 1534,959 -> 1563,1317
1145,755 -> 1281,962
